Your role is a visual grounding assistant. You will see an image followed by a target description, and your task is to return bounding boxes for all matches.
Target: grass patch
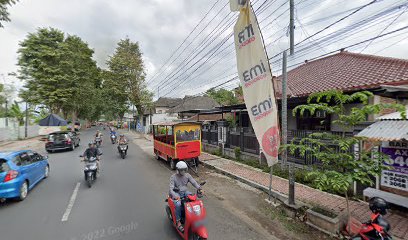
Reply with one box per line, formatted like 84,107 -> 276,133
262,205 -> 310,234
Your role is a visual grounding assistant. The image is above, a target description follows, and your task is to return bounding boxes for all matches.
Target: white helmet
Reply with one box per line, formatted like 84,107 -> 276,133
176,161 -> 188,170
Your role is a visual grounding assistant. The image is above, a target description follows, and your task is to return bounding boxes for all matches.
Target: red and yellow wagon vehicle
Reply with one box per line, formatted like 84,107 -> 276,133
153,122 -> 201,172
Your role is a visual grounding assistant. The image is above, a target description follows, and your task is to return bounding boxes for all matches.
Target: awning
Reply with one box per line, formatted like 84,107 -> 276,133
356,120 -> 408,141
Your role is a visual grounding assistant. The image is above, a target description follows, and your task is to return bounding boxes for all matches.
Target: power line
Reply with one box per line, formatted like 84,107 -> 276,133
359,5 -> 407,52
148,0 -> 222,84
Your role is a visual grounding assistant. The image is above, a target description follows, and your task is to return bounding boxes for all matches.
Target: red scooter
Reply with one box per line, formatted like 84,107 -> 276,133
346,198 -> 392,240
165,182 -> 208,240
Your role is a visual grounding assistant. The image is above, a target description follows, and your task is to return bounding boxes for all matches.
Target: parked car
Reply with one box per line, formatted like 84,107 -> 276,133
0,150 -> 49,201
45,131 -> 80,153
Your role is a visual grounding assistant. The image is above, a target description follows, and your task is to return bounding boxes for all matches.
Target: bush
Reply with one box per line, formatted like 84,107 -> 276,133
211,148 -> 222,156
234,147 -> 241,160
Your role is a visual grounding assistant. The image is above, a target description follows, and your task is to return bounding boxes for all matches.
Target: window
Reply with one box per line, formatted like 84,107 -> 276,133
19,152 -> 32,166
175,126 -> 201,142
28,152 -> 43,162
48,133 -> 67,141
167,126 -> 173,135
12,156 -> 22,166
0,159 -> 10,173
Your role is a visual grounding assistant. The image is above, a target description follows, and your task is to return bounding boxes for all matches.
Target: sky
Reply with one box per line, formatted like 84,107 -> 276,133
1,0 -> 407,100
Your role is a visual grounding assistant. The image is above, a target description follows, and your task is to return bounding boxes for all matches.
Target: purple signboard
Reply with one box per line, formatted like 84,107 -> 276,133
382,147 -> 408,174
381,147 -> 408,192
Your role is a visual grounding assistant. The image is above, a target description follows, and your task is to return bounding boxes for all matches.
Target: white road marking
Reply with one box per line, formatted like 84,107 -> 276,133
61,182 -> 80,222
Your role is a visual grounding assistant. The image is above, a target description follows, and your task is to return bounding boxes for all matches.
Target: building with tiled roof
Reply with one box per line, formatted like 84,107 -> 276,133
273,50 -> 408,98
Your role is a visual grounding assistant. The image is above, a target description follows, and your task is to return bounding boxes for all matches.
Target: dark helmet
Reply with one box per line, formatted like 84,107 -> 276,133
369,197 -> 388,215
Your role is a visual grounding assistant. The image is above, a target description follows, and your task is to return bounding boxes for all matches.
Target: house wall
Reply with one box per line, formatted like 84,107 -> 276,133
155,107 -> 170,114
140,113 -> 179,134
330,103 -> 364,132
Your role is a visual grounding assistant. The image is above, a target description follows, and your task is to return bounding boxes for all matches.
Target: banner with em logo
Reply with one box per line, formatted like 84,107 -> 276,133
231,0 -> 279,166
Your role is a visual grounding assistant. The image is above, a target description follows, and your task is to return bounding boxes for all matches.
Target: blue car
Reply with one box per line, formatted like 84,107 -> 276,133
0,150 -> 49,201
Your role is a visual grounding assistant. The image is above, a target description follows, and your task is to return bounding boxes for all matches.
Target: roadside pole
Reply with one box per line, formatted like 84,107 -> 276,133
287,0 -> 295,205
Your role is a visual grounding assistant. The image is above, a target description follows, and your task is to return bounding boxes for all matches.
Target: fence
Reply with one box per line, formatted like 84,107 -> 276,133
203,126 -> 354,165
203,126 -> 260,156
0,124 -> 39,142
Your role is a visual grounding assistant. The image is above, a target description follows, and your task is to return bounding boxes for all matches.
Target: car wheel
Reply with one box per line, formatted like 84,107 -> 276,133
18,181 -> 28,201
44,165 -> 50,178
46,150 -> 51,153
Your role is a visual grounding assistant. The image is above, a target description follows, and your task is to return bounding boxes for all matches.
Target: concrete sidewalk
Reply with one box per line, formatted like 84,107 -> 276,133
200,152 -> 408,240
0,136 -> 44,153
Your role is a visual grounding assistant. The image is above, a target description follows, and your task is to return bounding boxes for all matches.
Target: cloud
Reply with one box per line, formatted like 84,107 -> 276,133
0,0 -> 407,100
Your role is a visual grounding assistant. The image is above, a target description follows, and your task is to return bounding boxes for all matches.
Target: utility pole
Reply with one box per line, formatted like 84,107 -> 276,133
157,87 -> 160,99
132,105 -> 135,131
287,0 -> 295,205
25,102 -> 28,138
289,0 -> 295,55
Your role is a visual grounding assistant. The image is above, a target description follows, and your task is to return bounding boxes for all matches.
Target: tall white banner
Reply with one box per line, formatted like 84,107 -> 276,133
232,1 -> 280,166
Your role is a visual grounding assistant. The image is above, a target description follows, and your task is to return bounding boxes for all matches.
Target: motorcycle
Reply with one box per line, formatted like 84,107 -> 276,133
110,134 -> 117,144
95,137 -> 102,148
346,208 -> 392,239
80,155 -> 99,188
118,143 -> 127,159
165,181 -> 208,240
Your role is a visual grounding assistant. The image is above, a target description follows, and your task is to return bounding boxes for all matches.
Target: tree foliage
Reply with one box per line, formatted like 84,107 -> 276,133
9,101 -> 32,126
0,0 -> 18,28
205,88 -> 241,106
106,38 -> 153,116
284,90 -> 406,217
17,27 -> 103,121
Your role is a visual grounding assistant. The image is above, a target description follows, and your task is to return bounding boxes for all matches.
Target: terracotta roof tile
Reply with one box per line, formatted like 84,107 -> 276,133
274,51 -> 408,98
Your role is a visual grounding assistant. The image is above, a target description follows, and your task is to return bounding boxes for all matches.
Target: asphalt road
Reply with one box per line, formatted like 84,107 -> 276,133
0,128 -> 277,240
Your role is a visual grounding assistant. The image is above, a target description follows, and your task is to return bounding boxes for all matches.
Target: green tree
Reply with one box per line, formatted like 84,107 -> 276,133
284,90 -> 406,226
9,101 -> 25,125
106,38 -> 152,116
17,28 -> 103,122
100,69 -> 129,121
18,28 -> 67,111
205,88 -> 240,105
0,0 -> 18,28
32,107 -> 50,124
59,35 -> 102,121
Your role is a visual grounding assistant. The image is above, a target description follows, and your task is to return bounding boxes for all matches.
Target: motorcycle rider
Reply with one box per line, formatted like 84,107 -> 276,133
95,130 -> 103,145
169,161 -> 202,233
110,127 -> 117,136
117,134 -> 128,154
82,141 -> 101,174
